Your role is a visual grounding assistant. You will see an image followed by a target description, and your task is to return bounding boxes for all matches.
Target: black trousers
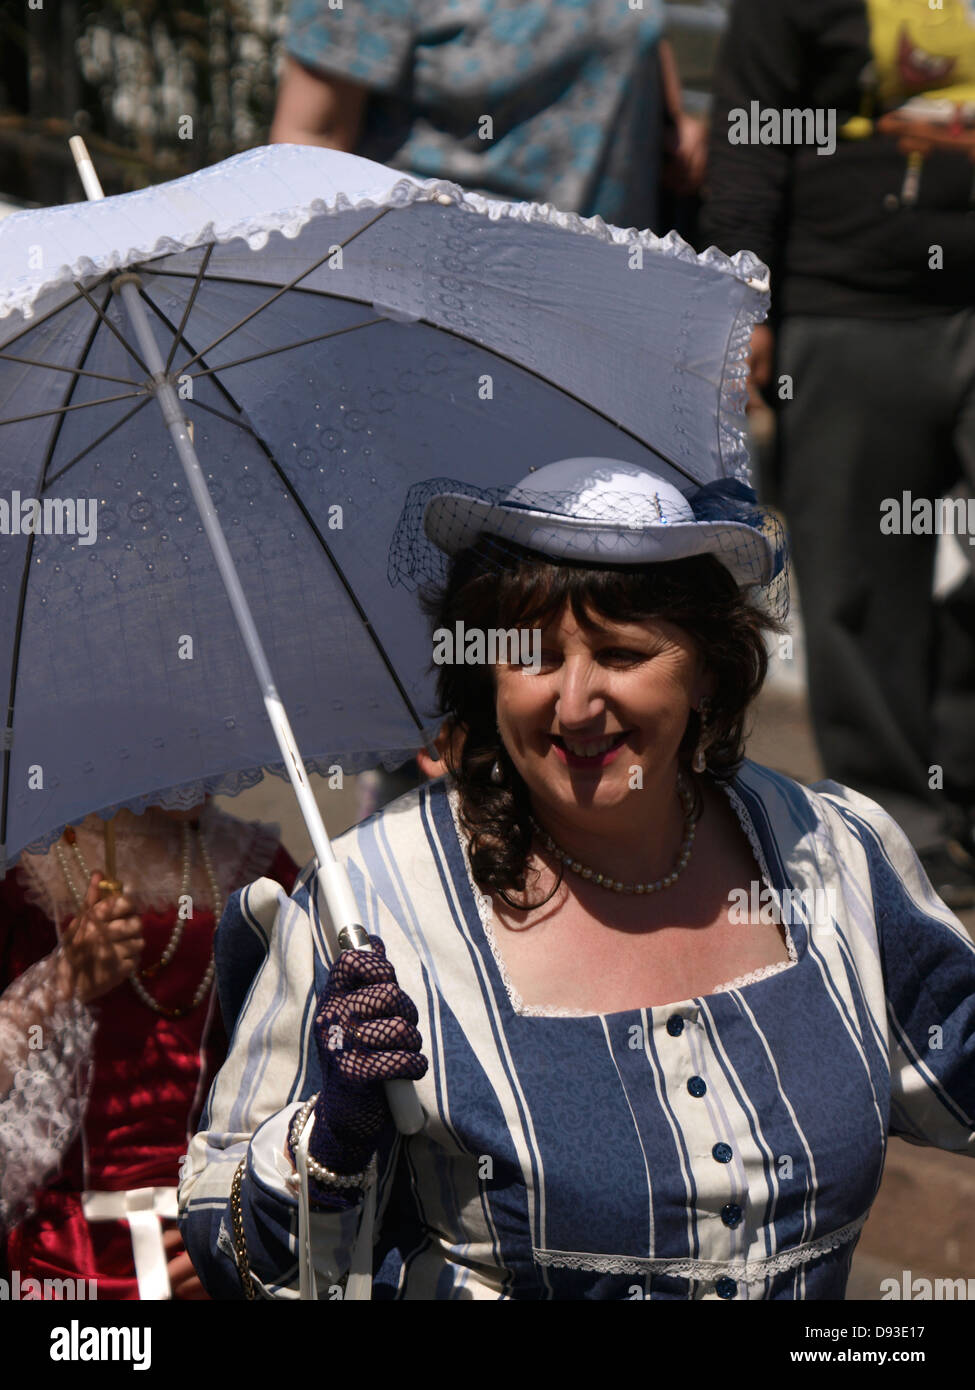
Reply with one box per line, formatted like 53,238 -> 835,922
776,309 -> 975,852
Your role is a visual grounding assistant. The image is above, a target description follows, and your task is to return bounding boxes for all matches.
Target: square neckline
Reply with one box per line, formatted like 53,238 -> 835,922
444,772 -> 801,1021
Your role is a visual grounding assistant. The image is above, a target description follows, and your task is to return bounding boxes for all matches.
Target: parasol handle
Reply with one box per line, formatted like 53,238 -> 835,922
98,816 -> 123,897
104,817 -> 116,880
68,136 -> 424,1139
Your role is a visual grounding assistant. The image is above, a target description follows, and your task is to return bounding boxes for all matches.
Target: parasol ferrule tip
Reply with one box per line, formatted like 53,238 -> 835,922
69,135 -> 106,201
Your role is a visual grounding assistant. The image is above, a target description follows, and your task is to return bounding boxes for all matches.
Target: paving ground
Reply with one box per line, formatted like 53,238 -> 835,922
216,671 -> 975,1301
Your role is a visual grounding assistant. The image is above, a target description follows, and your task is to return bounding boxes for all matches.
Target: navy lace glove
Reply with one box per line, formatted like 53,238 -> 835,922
292,938 -> 427,1205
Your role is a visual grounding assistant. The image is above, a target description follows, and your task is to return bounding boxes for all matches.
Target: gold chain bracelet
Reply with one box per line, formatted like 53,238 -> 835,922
230,1158 -> 255,1300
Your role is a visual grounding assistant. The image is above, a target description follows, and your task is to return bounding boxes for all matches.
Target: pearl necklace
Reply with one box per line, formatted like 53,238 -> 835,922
54,819 -> 221,1018
529,773 -> 697,894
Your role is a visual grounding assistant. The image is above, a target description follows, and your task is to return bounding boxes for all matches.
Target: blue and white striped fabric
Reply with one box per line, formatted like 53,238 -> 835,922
178,760 -> 975,1300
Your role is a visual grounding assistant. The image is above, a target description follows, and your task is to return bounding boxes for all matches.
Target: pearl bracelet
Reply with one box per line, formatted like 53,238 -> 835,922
307,1152 -> 378,1191
288,1096 -> 377,1191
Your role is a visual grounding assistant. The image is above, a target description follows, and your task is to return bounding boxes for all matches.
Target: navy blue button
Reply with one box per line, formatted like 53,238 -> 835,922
721,1203 -> 743,1229
666,1015 -> 684,1036
715,1277 -> 738,1299
712,1142 -> 733,1163
687,1076 -> 707,1098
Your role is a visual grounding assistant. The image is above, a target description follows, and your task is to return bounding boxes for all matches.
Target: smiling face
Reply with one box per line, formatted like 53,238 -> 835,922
493,601 -> 709,835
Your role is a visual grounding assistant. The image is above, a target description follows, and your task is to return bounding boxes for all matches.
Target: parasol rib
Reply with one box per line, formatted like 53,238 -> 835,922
44,397 -> 152,488
0,353 -> 140,388
0,282 -> 103,354
134,286 -> 434,747
184,318 -> 388,379
133,269 -> 696,485
164,242 -> 213,373
73,279 -> 152,378
175,206 -> 392,375
0,389 -> 148,428
1,290 -> 109,859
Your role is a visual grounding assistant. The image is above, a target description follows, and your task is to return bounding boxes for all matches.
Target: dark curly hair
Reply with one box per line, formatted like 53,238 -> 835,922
420,539 -> 783,906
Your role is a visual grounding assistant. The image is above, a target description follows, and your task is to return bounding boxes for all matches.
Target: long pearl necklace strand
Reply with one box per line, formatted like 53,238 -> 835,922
54,819 -> 221,1019
529,772 -> 697,894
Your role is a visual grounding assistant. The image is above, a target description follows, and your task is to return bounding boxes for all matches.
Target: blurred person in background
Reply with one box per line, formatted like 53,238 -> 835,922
703,0 -> 975,906
271,0 -> 705,241
0,872 -> 141,1247
0,801 -> 297,1298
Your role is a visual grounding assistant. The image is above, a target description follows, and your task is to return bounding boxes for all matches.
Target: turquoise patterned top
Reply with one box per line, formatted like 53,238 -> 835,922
284,0 -> 666,229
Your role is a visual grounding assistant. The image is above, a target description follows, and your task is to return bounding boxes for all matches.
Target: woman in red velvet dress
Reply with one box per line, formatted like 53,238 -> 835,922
0,797 -> 297,1299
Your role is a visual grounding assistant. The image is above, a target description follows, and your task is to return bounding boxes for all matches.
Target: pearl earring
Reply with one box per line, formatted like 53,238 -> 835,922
692,698 -> 710,774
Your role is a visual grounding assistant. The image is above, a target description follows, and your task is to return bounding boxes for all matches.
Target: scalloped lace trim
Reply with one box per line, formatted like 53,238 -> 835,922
708,958 -> 795,993
2,145 -> 770,325
718,294 -> 768,485
8,748 -> 432,866
532,1213 -> 867,1283
446,779 -> 797,1019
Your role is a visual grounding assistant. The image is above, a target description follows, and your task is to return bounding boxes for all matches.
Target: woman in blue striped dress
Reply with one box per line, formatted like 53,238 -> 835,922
179,457 -> 975,1300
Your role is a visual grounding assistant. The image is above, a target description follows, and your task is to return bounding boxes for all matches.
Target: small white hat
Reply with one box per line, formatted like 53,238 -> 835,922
422,458 -> 777,587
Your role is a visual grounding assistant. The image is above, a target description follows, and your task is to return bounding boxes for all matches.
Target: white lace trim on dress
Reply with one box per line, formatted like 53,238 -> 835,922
708,958 -> 795,993
446,779 -> 798,1019
713,778 -> 799,991
532,1212 -> 867,1283
0,953 -> 95,1231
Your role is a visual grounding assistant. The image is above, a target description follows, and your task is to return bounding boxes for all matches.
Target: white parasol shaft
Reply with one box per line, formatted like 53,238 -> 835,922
68,137 -> 423,1136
